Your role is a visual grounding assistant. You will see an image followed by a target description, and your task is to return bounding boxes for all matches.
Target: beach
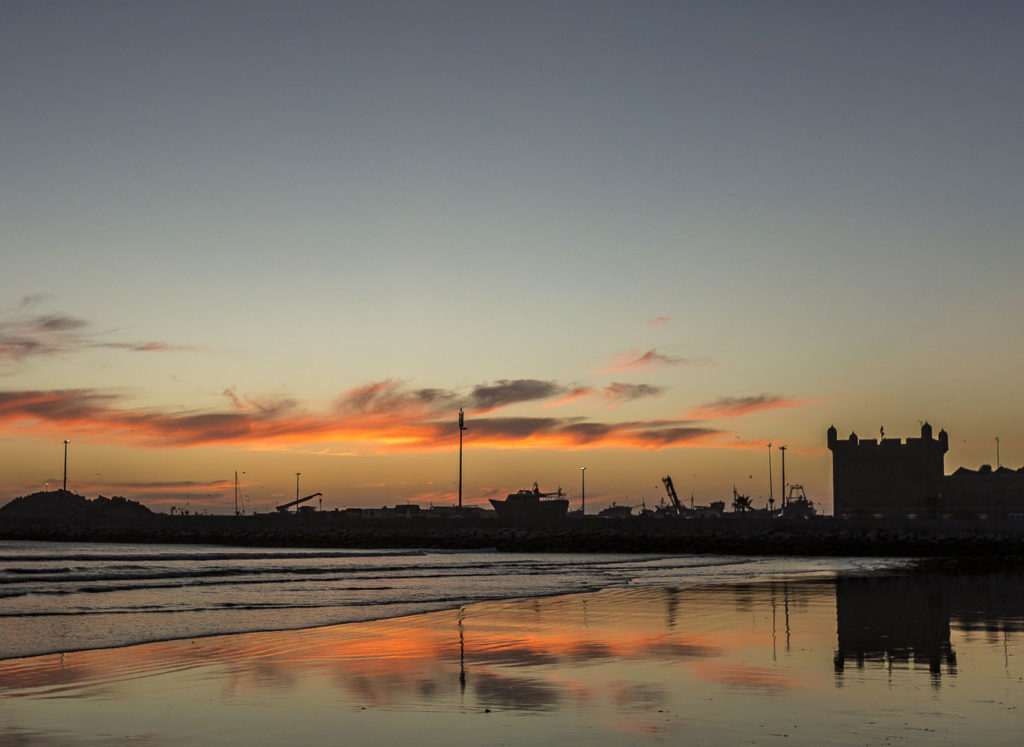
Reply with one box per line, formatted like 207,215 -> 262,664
1,543 -> 1022,745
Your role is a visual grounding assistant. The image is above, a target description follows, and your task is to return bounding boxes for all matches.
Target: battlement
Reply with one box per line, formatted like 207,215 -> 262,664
827,423 -> 948,454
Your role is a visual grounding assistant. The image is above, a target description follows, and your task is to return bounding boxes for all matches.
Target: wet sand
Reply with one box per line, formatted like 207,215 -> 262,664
1,575 -> 1022,745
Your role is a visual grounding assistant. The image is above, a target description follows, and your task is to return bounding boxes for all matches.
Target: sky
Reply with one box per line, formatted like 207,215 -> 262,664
2,0 -> 1022,514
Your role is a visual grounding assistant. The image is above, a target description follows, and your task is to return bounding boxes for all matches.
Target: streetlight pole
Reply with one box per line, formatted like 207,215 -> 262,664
580,466 -> 586,515
235,471 -> 246,516
295,472 -> 301,508
996,437 -> 1001,469
778,445 -> 787,510
767,442 -> 773,511
63,440 -> 70,493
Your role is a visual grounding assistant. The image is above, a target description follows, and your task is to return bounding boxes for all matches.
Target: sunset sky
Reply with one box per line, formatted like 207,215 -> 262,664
3,1 -> 1022,513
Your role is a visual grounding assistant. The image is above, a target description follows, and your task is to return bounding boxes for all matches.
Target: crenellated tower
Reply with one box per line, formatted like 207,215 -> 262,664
828,422 -> 947,518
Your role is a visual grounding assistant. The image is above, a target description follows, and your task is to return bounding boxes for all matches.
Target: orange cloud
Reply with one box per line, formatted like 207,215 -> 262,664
0,385 -> 722,453
595,349 -> 711,374
648,316 -> 670,327
685,394 -> 809,420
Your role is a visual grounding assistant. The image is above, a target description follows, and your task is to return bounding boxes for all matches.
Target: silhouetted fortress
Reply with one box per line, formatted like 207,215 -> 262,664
828,423 -> 1024,519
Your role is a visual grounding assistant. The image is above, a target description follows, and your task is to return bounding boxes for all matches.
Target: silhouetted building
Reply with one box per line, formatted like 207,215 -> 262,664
828,423 -> 948,518
943,465 -> 1024,519
828,423 -> 1024,519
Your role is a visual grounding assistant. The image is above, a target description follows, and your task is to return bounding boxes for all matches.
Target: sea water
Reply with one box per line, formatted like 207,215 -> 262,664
0,540 -> 896,660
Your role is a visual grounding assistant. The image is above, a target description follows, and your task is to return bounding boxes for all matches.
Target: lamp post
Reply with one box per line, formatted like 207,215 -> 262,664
63,440 -> 70,493
580,466 -> 586,515
778,445 -> 787,509
996,437 -> 1001,469
296,473 -> 301,506
234,471 -> 245,516
767,442 -> 773,511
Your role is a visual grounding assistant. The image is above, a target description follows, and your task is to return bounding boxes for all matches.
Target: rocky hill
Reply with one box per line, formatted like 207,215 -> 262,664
0,491 -> 152,520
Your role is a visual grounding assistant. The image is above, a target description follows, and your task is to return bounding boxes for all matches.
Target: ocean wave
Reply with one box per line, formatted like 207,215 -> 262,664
0,549 -> 429,563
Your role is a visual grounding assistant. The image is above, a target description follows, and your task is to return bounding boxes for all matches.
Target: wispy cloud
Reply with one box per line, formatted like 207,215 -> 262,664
337,377 -> 642,416
685,394 -> 808,420
595,349 -> 711,374
543,383 -> 663,409
542,386 -> 596,409
103,479 -> 235,493
603,382 -> 663,403
0,306 -> 199,365
648,316 -> 670,327
17,293 -> 52,310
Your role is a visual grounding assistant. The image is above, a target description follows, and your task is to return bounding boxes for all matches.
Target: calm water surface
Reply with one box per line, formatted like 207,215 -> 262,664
0,542 -> 1021,745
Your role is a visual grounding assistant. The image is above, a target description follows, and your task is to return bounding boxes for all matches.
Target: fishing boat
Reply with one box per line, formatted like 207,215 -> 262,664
597,503 -> 633,519
489,483 -> 569,520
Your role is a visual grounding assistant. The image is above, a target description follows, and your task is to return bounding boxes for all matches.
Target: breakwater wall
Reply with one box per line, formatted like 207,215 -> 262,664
3,514 -> 1024,558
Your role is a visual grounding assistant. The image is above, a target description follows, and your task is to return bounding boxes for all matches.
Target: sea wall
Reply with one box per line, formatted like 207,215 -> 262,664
3,514 -> 1024,558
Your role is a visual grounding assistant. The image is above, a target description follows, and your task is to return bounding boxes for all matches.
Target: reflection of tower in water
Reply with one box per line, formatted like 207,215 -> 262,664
833,576 -> 957,688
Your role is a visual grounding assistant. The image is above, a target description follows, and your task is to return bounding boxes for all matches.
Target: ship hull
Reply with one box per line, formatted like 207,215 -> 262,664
489,497 -> 569,520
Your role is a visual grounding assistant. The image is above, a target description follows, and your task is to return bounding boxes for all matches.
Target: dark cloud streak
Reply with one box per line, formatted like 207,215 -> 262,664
468,379 -> 566,412
0,308 -> 196,363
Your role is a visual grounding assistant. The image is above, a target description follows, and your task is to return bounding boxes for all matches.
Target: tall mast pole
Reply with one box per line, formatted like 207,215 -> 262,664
235,471 -> 239,516
458,408 -> 468,510
767,442 -> 773,510
63,440 -> 70,493
580,466 -> 586,515
996,436 -> 1001,469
